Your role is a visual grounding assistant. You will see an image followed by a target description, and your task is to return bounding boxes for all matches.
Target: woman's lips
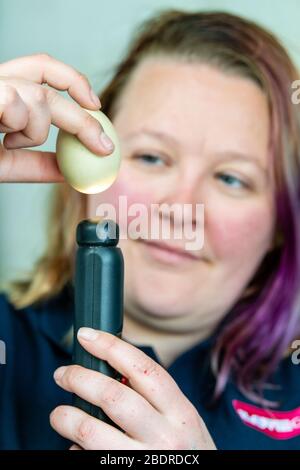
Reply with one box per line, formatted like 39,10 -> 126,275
137,239 -> 203,265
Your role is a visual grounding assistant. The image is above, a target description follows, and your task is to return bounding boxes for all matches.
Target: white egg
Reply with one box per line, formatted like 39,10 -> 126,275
56,109 -> 121,194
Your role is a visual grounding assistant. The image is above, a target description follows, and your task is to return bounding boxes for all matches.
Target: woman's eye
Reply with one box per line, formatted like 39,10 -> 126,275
135,154 -> 165,166
215,172 -> 249,189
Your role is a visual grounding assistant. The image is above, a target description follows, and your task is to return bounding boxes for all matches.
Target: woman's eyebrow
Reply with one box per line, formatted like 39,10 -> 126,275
123,128 -> 178,145
123,129 -> 268,174
215,150 -> 268,174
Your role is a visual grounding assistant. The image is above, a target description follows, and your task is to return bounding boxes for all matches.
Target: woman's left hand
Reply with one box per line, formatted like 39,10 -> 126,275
50,327 -> 216,450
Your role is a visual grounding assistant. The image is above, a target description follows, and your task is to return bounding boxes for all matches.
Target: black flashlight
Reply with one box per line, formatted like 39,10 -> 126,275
73,218 -> 124,425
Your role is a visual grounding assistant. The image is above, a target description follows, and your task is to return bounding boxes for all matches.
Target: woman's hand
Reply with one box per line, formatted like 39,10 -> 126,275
50,328 -> 216,450
0,54 -> 114,182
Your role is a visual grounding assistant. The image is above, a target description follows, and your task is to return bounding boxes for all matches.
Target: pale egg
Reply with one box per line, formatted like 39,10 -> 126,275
56,109 -> 121,194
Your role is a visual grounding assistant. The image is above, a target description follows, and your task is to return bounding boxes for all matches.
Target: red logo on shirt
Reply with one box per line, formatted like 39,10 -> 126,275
232,400 -> 300,440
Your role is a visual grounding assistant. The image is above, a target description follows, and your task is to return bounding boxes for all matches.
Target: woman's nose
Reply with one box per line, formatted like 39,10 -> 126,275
161,168 -> 201,201
158,178 -> 203,227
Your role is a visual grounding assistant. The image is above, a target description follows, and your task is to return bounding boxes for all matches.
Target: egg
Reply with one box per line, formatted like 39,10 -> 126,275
56,109 -> 121,194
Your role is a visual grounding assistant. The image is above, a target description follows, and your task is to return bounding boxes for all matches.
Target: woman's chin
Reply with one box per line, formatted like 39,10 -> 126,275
132,290 -> 193,320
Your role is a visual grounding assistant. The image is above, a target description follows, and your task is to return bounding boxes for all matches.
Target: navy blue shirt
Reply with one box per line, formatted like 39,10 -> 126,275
0,284 -> 299,450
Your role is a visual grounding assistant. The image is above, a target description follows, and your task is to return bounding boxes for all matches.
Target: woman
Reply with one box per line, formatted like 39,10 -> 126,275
0,10 -> 299,450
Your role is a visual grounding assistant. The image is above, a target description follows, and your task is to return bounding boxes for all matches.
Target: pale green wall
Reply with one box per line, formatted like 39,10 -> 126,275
0,0 -> 299,283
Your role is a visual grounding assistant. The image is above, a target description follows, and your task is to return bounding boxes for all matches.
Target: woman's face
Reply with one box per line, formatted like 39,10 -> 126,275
88,57 -> 275,334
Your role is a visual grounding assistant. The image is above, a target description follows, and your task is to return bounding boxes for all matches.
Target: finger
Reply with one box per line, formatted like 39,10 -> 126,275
50,405 -> 142,450
76,329 -> 190,418
0,78 -> 113,154
0,83 -> 29,133
54,364 -> 167,443
3,88 -> 51,149
69,444 -> 83,451
0,147 -> 64,182
45,89 -> 114,155
0,54 -> 101,110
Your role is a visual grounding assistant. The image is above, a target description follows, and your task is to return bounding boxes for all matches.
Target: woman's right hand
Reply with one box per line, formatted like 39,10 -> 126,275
0,54 -> 114,183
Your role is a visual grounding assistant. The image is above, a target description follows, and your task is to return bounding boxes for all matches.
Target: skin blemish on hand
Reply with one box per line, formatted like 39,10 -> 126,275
121,376 -> 128,385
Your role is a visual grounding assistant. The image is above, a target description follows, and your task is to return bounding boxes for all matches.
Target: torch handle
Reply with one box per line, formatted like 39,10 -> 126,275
73,219 -> 124,425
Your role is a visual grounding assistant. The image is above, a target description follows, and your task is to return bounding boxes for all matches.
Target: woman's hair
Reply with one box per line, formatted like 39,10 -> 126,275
7,10 -> 300,405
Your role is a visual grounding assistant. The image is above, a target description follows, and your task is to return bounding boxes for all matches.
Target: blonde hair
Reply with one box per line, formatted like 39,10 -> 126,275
6,185 -> 86,308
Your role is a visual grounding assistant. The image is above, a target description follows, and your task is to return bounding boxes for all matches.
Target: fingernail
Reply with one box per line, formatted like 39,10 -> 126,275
54,366 -> 67,382
90,89 -> 101,108
100,131 -> 114,152
78,327 -> 98,341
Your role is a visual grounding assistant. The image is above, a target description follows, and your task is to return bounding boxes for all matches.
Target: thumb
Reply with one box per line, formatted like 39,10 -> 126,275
0,146 -> 65,182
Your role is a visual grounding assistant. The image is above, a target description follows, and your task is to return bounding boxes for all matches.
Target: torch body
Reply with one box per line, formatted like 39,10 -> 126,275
73,219 -> 124,423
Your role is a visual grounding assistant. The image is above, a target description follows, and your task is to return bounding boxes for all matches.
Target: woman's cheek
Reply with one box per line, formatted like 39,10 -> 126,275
87,176 -> 155,233
207,202 -> 274,264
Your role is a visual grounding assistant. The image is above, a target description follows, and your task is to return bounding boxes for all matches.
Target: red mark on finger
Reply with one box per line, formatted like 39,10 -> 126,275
121,376 -> 128,385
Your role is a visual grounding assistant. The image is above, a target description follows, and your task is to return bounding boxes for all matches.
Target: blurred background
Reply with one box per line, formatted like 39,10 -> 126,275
0,0 -> 299,283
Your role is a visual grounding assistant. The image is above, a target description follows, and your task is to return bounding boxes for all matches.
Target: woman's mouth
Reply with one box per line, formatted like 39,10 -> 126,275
137,239 -> 203,266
